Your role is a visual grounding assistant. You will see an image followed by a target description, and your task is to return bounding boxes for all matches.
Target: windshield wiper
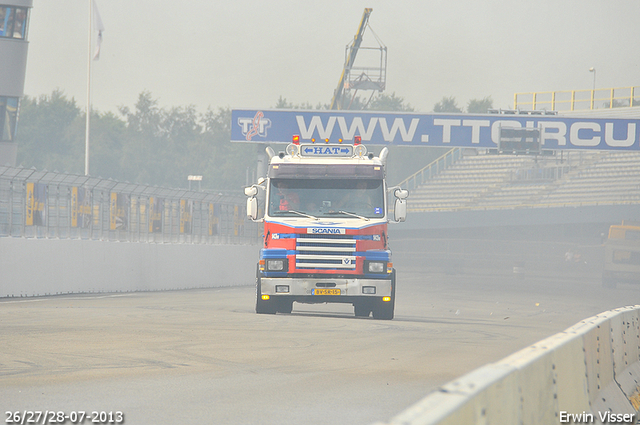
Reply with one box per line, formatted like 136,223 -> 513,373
326,210 -> 370,221
284,210 -> 320,220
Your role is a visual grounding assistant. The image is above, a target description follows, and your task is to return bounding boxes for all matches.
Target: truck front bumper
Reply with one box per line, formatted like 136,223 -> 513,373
260,277 -> 392,298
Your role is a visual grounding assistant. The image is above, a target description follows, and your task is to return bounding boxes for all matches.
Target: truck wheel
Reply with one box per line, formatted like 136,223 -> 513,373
256,297 -> 276,314
372,301 -> 394,320
255,266 -> 276,314
354,302 -> 371,317
277,299 -> 293,314
256,295 -> 277,314
372,269 -> 396,320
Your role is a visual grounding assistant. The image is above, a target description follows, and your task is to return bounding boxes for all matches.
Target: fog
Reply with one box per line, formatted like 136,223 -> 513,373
3,231 -> 639,424
25,0 -> 640,114
7,2 -> 640,423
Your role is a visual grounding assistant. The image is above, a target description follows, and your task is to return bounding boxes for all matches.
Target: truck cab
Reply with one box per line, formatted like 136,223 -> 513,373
245,138 -> 408,319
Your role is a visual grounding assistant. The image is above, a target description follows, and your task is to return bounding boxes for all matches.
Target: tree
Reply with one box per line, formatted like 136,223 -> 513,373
368,92 -> 414,112
274,96 -> 322,110
16,90 -> 83,173
119,91 -> 170,185
16,88 -> 499,192
467,97 -> 493,113
339,95 -> 367,111
118,96 -> 258,191
16,90 -> 127,177
433,96 -> 462,113
201,107 -> 257,190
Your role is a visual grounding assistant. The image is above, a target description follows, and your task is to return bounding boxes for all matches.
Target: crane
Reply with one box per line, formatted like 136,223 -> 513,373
330,8 -> 386,110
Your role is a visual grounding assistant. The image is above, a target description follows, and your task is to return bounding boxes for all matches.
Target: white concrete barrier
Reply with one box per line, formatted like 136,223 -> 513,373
376,306 -> 640,425
0,238 -> 258,297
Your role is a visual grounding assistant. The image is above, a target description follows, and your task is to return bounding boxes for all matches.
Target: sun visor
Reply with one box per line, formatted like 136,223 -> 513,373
268,163 -> 383,179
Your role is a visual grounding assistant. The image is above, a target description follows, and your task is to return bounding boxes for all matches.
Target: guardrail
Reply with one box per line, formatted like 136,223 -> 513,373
397,148 -> 461,191
375,305 -> 640,425
0,165 -> 259,245
514,86 -> 640,112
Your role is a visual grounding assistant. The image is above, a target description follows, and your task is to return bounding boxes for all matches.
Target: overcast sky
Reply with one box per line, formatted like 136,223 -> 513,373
23,0 -> 640,114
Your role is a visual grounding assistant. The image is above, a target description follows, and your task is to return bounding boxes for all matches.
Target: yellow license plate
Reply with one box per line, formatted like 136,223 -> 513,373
314,288 -> 341,295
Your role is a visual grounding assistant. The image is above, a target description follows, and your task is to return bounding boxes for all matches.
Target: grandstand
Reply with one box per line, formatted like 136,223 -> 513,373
404,147 -> 640,213
403,101 -> 640,214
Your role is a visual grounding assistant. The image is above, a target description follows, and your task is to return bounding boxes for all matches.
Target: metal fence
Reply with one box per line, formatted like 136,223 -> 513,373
0,165 -> 260,244
514,85 -> 640,112
397,148 -> 462,191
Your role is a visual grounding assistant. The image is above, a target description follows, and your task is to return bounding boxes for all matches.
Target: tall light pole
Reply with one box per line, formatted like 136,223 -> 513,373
86,0 -> 104,176
85,0 -> 92,176
589,67 -> 596,109
589,67 -> 596,91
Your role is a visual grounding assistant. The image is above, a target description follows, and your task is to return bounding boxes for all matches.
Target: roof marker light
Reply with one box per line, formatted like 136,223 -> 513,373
325,138 -> 330,143
354,136 -> 362,145
311,138 -> 316,143
292,135 -> 300,145
338,139 -> 343,144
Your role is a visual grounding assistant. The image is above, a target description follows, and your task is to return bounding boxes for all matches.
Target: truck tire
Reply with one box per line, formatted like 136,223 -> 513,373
372,300 -> 394,320
372,269 -> 396,320
276,299 -> 293,314
354,302 -> 371,317
255,266 -> 276,314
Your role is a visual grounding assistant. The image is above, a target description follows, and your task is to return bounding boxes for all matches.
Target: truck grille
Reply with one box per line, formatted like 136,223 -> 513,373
295,234 -> 356,269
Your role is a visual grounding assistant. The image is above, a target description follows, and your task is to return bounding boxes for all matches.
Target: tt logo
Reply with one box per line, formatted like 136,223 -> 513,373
238,111 -> 272,141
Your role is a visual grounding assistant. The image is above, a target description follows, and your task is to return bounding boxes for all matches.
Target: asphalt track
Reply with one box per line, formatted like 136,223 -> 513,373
1,262 -> 638,425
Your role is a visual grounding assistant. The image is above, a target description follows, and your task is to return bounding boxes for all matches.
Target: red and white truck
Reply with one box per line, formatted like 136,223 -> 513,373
245,136 -> 408,319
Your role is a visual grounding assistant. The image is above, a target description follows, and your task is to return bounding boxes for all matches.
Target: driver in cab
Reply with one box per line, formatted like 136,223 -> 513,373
337,181 -> 372,211
276,182 -> 300,211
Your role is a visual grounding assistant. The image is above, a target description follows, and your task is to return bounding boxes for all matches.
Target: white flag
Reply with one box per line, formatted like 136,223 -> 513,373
92,0 -> 105,60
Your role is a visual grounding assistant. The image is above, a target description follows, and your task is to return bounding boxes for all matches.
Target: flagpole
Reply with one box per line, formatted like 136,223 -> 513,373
85,0 -> 92,176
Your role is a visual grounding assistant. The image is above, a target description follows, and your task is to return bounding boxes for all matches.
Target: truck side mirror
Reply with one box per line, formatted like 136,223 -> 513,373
394,198 -> 406,222
245,186 -> 258,197
394,189 -> 409,200
247,196 -> 258,220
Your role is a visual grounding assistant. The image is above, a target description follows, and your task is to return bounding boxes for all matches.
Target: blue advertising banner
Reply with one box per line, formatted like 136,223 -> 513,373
231,109 -> 640,151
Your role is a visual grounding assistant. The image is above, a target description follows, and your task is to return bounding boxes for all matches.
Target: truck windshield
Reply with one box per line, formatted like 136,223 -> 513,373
268,179 -> 384,219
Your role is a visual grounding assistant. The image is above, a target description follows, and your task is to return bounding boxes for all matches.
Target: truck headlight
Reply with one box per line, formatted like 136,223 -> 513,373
266,259 -> 286,271
286,143 -> 299,156
354,144 -> 367,158
366,261 -> 385,273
